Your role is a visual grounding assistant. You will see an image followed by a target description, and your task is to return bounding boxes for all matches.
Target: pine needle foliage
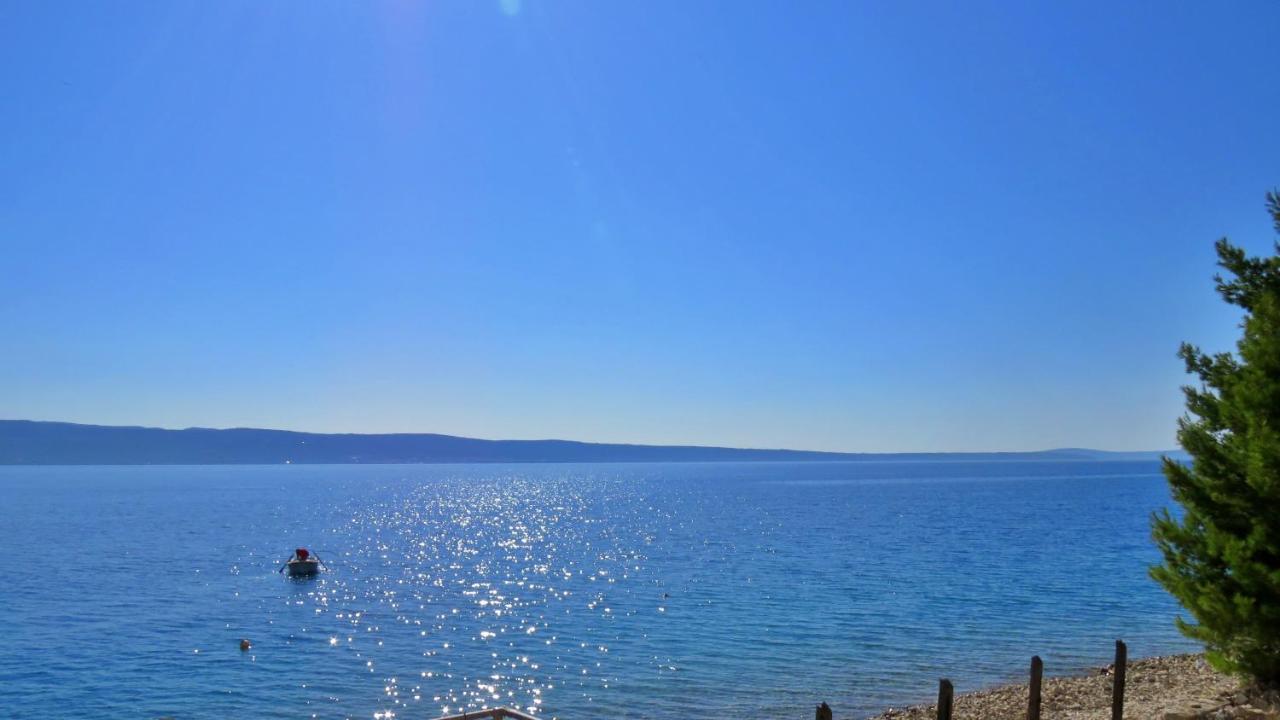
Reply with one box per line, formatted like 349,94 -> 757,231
1152,190 -> 1280,686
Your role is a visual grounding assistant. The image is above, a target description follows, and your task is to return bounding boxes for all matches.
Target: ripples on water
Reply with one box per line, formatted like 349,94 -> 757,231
0,462 -> 1195,719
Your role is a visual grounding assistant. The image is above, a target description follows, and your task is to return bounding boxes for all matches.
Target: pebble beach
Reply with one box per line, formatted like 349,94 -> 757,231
867,654 -> 1276,720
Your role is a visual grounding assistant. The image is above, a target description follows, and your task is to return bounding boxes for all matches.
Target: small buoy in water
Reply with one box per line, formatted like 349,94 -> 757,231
240,639 -> 252,651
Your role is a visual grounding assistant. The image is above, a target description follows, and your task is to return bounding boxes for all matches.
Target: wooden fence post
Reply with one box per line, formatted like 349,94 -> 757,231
1111,640 -> 1127,720
937,679 -> 954,720
1028,655 -> 1043,720
816,702 -> 832,720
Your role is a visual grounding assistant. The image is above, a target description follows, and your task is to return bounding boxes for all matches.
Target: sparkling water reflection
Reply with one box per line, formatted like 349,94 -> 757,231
0,462 -> 1195,719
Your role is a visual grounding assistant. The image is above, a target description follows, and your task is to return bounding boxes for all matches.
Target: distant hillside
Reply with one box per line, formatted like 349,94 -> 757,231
0,420 -> 1182,465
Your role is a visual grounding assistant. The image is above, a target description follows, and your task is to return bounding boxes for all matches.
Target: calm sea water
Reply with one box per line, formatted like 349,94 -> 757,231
0,461 -> 1196,719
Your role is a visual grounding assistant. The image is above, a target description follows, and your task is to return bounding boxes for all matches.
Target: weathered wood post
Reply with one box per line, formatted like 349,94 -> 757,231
816,702 -> 833,720
937,679 -> 954,720
1111,640 -> 1127,720
1028,655 -> 1043,720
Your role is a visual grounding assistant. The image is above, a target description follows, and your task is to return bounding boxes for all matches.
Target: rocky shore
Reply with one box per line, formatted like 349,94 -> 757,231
868,654 -> 1278,720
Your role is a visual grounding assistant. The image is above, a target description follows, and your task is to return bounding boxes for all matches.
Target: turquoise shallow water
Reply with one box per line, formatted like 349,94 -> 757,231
0,461 -> 1195,719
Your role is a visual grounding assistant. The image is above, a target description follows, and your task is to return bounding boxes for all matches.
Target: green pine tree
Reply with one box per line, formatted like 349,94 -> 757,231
1152,189 -> 1280,687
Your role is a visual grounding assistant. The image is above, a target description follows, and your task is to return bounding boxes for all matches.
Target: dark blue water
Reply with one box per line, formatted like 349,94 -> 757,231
0,461 -> 1195,719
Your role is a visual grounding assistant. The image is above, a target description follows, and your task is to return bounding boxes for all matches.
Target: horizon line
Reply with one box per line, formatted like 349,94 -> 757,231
1,418 -> 1183,458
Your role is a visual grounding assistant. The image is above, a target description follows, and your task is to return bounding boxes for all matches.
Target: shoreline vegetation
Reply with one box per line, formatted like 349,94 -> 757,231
865,654 -> 1279,720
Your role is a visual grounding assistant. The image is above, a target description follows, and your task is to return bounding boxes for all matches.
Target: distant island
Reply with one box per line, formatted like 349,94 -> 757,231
0,420 -> 1183,465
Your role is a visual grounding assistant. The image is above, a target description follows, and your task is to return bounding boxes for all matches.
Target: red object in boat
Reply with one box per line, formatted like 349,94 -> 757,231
296,548 -> 309,561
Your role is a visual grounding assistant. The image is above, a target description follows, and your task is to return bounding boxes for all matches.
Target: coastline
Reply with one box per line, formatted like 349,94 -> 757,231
866,654 -> 1254,720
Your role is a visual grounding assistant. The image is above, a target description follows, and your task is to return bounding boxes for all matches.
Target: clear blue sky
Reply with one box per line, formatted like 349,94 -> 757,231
3,2 -> 1278,452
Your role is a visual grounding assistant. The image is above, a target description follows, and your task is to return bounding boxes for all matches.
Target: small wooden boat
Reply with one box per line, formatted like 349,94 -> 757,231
279,547 -> 325,577
285,558 -> 321,577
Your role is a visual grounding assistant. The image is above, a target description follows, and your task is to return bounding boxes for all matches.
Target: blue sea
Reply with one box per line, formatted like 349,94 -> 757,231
0,461 -> 1196,719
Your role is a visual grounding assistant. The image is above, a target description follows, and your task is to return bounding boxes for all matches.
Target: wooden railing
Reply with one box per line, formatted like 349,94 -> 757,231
428,706 -> 541,720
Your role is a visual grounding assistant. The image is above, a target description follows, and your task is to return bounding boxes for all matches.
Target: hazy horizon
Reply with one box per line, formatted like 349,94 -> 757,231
4,3 -> 1279,453
0,417 -> 1183,456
